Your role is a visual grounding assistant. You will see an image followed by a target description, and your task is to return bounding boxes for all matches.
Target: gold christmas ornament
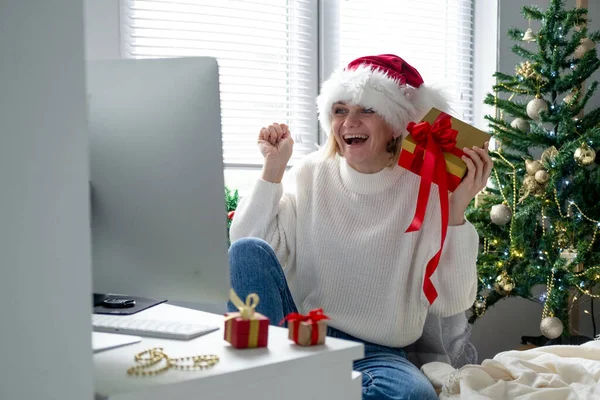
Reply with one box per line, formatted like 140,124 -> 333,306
523,175 -> 538,191
522,28 -> 537,42
494,272 -> 515,295
515,61 -> 538,79
534,169 -> 550,184
510,118 -> 530,132
525,159 -> 543,175
540,316 -> 564,339
574,143 -> 596,166
520,174 -> 545,202
527,97 -> 549,120
541,146 -> 559,164
574,37 -> 595,59
490,204 -> 512,226
474,297 -> 487,318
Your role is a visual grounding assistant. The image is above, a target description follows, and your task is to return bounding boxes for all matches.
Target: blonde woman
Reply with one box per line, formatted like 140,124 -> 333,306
229,54 -> 492,400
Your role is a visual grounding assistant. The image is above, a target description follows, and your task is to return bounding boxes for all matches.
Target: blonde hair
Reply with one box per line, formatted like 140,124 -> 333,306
322,126 -> 403,168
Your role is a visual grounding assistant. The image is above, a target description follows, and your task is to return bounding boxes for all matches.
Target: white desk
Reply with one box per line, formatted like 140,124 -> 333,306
94,304 -> 364,400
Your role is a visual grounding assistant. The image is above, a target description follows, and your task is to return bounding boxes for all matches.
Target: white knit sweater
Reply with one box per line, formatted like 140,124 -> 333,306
230,151 -> 479,348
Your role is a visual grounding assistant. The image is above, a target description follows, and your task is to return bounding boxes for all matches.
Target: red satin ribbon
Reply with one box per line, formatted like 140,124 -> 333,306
282,309 -> 329,345
403,112 -> 464,304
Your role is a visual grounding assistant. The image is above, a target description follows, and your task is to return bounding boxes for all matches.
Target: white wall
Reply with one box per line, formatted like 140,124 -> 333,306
84,0 -> 120,60
0,1 -> 93,399
470,0 -> 600,361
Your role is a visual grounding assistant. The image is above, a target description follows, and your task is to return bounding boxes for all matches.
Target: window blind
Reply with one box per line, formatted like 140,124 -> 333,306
120,0 -> 319,167
336,0 -> 475,123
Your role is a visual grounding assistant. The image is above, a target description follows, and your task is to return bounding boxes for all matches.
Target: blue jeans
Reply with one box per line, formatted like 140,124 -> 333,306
228,238 -> 438,400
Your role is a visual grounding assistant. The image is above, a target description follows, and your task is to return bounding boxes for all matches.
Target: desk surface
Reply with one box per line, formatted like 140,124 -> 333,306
94,304 -> 364,400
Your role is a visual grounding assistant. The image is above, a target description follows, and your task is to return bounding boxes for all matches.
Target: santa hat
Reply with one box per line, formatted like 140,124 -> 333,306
317,54 -> 451,138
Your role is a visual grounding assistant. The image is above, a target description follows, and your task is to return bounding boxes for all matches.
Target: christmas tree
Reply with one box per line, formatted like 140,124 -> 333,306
467,0 -> 600,341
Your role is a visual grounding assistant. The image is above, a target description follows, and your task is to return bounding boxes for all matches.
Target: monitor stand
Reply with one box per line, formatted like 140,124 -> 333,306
93,293 -> 108,307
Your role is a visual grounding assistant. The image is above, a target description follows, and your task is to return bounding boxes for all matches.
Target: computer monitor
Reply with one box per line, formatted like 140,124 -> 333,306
87,57 -> 229,305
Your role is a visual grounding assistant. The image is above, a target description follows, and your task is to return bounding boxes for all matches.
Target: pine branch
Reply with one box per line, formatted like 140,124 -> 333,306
494,72 -> 517,82
512,44 -> 537,61
581,108 -> 600,131
589,31 -> 600,42
508,28 -> 526,42
484,96 -> 528,120
522,6 -> 544,20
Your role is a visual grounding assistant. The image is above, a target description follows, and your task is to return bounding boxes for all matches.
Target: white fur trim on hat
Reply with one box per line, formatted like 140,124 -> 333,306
316,65 -> 451,138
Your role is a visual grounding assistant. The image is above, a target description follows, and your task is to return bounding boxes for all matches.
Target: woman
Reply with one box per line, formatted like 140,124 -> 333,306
229,54 -> 492,399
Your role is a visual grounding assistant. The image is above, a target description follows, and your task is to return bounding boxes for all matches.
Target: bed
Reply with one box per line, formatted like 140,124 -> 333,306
422,339 -> 600,399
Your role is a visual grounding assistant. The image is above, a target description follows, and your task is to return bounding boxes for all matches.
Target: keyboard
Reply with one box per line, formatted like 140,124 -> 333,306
92,314 -> 220,340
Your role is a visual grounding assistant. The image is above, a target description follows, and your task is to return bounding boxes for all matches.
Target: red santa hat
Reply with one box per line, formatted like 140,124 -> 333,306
317,54 -> 451,138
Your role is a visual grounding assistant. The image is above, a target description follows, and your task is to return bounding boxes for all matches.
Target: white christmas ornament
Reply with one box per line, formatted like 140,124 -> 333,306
574,37 -> 595,59
527,98 -> 549,120
540,316 -> 563,339
511,118 -> 530,132
490,204 -> 512,226
522,28 -> 536,42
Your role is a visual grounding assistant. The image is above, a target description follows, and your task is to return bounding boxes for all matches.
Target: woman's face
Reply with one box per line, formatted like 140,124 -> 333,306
331,102 -> 395,173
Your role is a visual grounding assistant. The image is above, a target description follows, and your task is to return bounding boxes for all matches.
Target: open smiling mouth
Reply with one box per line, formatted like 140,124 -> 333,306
343,134 -> 369,145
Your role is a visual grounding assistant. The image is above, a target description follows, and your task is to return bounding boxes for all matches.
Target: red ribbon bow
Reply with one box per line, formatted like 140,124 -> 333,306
281,309 -> 329,345
404,112 -> 464,305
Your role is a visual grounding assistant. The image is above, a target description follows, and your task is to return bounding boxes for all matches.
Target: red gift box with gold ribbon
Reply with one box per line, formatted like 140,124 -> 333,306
283,309 -> 329,346
224,289 -> 269,349
398,108 -> 490,306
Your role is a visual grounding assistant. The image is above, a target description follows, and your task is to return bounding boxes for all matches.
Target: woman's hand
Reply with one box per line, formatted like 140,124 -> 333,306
259,123 -> 294,183
448,141 -> 493,225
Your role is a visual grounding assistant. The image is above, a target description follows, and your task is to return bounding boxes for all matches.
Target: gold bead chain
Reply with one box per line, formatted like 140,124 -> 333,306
127,348 -> 219,376
541,206 -> 546,236
496,83 -> 530,94
572,265 -> 600,298
573,265 -> 600,278
553,188 -> 600,223
575,285 -> 600,299
542,269 -> 556,319
492,151 -> 518,248
553,188 -> 600,251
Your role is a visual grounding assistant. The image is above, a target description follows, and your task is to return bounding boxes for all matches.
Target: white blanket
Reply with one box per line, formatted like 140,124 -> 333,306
422,340 -> 600,399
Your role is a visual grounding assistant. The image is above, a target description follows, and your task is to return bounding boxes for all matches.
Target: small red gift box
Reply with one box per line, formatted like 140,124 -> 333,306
283,309 -> 329,346
224,289 -> 269,349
